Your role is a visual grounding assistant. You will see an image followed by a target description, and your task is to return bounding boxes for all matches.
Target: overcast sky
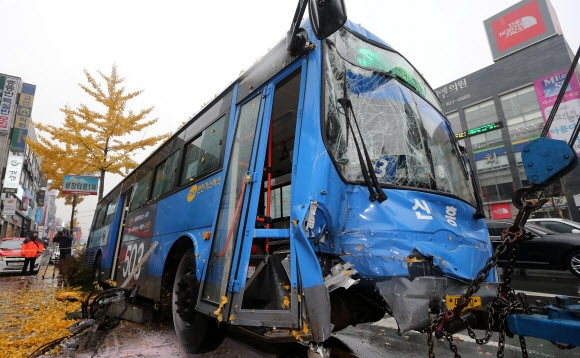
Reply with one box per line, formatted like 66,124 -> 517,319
2,0 -> 579,239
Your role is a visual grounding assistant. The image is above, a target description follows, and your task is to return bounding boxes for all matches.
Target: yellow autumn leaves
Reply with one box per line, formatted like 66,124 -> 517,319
0,279 -> 82,358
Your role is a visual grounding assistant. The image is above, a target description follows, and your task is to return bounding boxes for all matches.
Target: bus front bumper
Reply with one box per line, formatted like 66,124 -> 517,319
376,276 -> 498,333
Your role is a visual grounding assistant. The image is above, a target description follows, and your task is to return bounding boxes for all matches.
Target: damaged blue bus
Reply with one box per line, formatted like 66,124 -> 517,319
84,1 -> 497,356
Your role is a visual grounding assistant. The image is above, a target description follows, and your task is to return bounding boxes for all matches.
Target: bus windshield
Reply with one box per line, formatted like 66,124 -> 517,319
324,29 -> 476,206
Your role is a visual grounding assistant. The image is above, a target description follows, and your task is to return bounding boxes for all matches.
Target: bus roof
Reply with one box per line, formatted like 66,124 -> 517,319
96,18 -> 397,206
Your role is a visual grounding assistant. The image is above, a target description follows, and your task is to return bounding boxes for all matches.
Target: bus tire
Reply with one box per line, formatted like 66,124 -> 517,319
173,248 -> 225,353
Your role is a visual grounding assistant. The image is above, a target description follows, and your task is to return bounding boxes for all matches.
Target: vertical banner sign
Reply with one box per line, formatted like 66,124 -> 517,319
533,70 -> 580,154
10,127 -> 28,152
3,198 -> 17,216
35,208 -> 44,224
14,83 -> 36,131
0,76 -> 20,133
2,154 -> 24,193
36,190 -> 45,207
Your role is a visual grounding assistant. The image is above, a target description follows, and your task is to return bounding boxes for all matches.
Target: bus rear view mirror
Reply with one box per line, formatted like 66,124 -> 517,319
309,0 -> 347,40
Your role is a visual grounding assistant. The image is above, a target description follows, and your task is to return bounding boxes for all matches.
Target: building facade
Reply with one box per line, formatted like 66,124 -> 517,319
0,74 -> 47,237
435,0 -> 580,221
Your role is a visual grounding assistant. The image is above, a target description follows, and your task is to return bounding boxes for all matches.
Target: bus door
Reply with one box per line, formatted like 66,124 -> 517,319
110,189 -> 132,281
197,64 -> 305,330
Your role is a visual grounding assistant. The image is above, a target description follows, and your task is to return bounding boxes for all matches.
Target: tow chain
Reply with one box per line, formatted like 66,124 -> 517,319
424,192 -> 547,358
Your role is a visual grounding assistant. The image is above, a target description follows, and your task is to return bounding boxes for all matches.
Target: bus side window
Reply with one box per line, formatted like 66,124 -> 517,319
129,171 -> 153,212
151,149 -> 181,200
180,115 -> 226,185
103,200 -> 118,226
95,207 -> 107,229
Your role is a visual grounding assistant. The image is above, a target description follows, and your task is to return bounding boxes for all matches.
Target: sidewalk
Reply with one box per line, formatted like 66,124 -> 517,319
0,265 -> 279,358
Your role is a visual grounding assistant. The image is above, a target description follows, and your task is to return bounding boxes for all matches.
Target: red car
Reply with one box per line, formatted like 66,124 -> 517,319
0,237 -> 41,274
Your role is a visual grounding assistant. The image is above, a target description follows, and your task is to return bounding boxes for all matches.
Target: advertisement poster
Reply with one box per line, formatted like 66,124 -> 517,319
35,208 -> 44,224
484,0 -> 558,61
3,198 -> 17,216
491,0 -> 546,52
533,69 -> 580,154
116,203 -> 158,296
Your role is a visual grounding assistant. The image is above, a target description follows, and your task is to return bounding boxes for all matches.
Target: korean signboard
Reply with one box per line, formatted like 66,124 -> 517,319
533,69 -> 580,154
35,208 -> 44,224
14,83 -> 36,130
0,75 -> 20,133
62,175 -> 99,195
484,0 -> 561,61
2,154 -> 24,193
10,127 -> 27,153
3,198 -> 17,216
36,190 -> 45,207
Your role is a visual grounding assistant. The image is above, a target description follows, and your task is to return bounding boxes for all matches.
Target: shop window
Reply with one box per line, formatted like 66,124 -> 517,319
476,154 -> 514,202
464,99 -> 498,129
470,130 -> 503,152
500,86 -> 539,118
501,86 -> 542,142
446,112 -> 462,136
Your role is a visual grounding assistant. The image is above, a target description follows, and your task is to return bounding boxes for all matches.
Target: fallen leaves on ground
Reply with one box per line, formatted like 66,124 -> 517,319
0,274 -> 82,358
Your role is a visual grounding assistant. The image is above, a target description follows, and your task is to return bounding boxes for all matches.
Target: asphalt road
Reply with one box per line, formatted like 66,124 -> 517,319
70,269 -> 580,357
2,267 -> 578,357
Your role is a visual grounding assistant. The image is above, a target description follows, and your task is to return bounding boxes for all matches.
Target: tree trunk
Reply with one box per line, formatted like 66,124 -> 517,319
98,169 -> 106,201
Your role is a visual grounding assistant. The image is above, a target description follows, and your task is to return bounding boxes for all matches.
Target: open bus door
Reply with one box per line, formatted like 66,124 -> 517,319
196,64 -> 306,332
110,189 -> 132,281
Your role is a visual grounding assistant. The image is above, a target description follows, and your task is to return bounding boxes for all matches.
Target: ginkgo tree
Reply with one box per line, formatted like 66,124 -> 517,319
27,65 -> 171,202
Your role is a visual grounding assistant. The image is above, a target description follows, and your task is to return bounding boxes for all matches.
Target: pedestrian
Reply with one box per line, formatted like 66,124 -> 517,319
53,230 -> 64,246
21,230 -> 44,279
53,230 -> 64,262
60,228 -> 74,260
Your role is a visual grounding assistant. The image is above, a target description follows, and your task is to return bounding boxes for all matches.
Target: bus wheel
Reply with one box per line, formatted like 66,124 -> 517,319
173,248 -> 225,353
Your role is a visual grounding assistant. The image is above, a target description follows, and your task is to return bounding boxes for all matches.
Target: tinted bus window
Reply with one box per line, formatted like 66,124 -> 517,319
180,115 -> 226,185
152,149 -> 181,200
95,206 -> 107,228
103,200 -> 118,226
93,207 -> 106,230
129,172 -> 152,212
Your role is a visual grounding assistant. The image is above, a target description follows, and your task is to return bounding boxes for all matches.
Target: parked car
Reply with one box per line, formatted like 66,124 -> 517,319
528,218 -> 580,234
486,220 -> 580,278
0,237 -> 41,274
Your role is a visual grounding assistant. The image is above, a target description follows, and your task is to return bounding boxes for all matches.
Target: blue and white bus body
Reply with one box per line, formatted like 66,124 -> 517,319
85,18 -> 497,351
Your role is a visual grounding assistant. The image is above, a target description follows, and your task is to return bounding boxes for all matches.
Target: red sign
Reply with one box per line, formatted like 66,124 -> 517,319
491,0 -> 546,52
491,203 -> 512,220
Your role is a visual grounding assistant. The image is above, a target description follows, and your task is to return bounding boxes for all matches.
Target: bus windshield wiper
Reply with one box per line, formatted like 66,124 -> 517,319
337,97 -> 388,203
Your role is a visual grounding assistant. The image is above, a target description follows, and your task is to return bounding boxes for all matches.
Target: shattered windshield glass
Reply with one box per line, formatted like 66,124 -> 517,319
323,29 -> 476,205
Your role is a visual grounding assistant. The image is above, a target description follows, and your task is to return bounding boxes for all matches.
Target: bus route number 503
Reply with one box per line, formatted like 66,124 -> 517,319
122,242 -> 145,279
